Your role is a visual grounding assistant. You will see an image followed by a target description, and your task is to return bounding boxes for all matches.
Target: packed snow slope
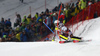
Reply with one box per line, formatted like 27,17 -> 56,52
0,0 -> 77,27
0,17 -> 100,56
1,0 -> 100,56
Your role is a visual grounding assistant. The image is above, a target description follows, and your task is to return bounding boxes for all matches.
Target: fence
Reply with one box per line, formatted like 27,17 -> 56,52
65,1 -> 100,33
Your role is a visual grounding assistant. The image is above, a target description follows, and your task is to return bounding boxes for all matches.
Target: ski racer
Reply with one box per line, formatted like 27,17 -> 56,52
54,20 -> 82,41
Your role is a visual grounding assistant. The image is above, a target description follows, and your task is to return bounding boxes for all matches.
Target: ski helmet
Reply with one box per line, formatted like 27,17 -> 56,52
54,20 -> 60,24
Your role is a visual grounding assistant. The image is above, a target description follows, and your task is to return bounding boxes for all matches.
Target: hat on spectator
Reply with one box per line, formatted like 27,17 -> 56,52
3,35 -> 7,38
8,18 -> 10,20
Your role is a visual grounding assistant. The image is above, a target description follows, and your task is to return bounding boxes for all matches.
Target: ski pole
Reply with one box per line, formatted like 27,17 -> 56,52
43,22 -> 55,34
43,22 -> 60,40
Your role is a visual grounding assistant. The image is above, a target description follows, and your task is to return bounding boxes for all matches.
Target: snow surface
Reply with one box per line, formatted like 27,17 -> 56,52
1,0 -> 100,56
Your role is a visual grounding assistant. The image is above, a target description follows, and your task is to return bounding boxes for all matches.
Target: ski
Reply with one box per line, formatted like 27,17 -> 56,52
59,40 -> 73,44
59,39 -> 92,44
73,39 -> 92,43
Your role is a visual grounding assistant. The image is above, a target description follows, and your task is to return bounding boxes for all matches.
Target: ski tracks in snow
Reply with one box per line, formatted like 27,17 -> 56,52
79,20 -> 96,36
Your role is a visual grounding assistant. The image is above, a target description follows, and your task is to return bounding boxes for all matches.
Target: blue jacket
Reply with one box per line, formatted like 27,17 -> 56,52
25,28 -> 30,33
20,33 -> 27,42
36,17 -> 42,23
5,21 -> 11,27
0,21 -> 5,25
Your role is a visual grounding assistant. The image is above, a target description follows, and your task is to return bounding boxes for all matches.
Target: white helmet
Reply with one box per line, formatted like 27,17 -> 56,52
54,20 -> 60,24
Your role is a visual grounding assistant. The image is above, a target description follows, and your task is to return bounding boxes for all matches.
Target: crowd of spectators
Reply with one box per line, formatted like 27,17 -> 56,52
0,0 -> 99,42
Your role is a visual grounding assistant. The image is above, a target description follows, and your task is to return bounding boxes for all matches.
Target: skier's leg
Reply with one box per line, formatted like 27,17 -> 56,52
71,36 -> 82,41
71,36 -> 82,39
59,35 -> 68,40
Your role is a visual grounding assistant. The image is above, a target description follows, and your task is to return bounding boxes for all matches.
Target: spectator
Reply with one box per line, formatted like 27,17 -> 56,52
0,29 -> 3,38
0,23 -> 4,31
35,12 -> 39,19
9,30 -> 16,41
74,2 -> 80,16
52,6 -> 59,12
52,13 -> 57,24
15,25 -> 20,32
25,25 -> 30,41
63,6 -> 70,23
0,17 -> 5,26
45,11 -> 50,17
2,28 -> 9,38
30,22 -> 35,28
76,0 -> 81,11
36,23 -> 41,33
58,2 -> 64,10
29,27 -> 36,41
78,0 -> 81,10
14,14 -> 21,27
34,24 -> 38,34
29,17 -> 35,26
5,18 -> 11,27
70,3 -> 76,17
27,14 -> 31,24
41,12 -> 45,18
22,15 -> 27,25
16,31 -> 21,41
20,30 -> 28,42
36,32 -> 42,40
88,0 -> 92,6
42,26 -> 47,37
80,0 -> 87,10
25,25 -> 30,33
33,17 -> 37,23
36,14 -> 42,23
45,8 -> 49,13
76,0 -> 81,6
20,22 -> 26,31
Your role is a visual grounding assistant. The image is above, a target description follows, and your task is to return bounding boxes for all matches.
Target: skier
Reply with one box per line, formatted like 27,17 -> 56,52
61,24 -> 82,41
53,20 -> 82,41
